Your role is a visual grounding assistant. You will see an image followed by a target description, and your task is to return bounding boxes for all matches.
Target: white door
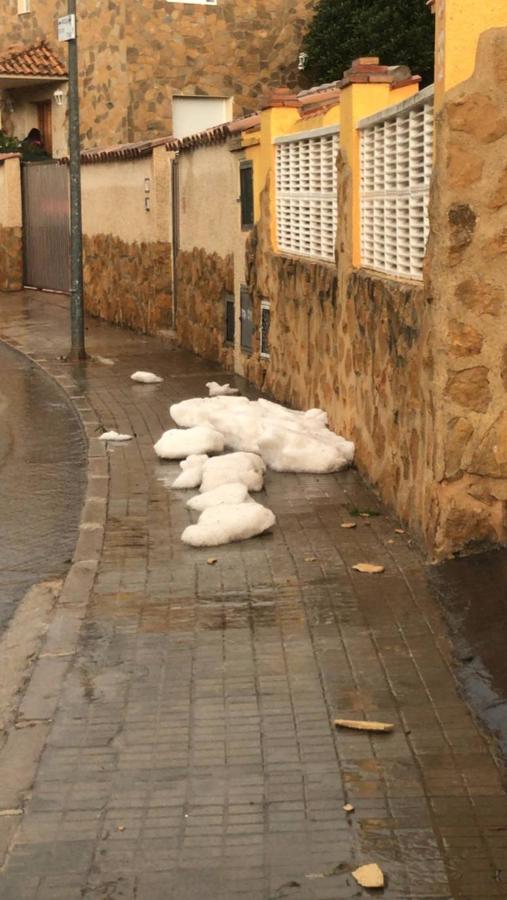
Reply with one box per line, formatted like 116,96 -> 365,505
172,96 -> 232,139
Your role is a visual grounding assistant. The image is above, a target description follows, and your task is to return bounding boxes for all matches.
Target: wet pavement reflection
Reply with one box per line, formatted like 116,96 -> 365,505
430,548 -> 507,756
0,342 -> 86,631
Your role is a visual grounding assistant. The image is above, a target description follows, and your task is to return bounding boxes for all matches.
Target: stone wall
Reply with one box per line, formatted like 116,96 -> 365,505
423,27 -> 507,556
2,0 -> 314,148
80,148 -> 172,335
0,225 -> 22,292
83,235 -> 172,335
244,190 -> 431,537
0,156 -> 23,292
175,248 -> 234,370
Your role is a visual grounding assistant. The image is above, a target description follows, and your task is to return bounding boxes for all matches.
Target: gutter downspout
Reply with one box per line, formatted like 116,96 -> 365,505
171,152 -> 180,329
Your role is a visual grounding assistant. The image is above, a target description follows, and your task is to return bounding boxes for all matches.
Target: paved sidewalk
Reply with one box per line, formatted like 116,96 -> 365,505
0,291 -> 506,900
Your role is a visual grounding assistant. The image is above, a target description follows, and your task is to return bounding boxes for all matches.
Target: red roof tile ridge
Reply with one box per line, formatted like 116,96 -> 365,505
0,40 -> 67,78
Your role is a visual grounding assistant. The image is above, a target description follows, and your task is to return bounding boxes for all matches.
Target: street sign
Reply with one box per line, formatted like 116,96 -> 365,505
58,14 -> 75,41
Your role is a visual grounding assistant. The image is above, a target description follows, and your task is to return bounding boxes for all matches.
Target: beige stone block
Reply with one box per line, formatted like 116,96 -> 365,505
488,165 -> 507,209
445,366 -> 491,413
447,319 -> 483,357
446,141 -> 484,189
446,92 -> 507,144
470,411 -> 507,477
446,417 -> 474,478
483,226 -> 507,259
455,278 -> 504,316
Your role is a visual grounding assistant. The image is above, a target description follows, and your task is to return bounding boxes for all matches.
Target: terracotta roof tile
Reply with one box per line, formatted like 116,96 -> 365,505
59,136 -> 171,165
0,41 -> 67,78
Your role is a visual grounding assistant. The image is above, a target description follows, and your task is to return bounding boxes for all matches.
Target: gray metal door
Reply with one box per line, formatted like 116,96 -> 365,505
22,162 -> 71,293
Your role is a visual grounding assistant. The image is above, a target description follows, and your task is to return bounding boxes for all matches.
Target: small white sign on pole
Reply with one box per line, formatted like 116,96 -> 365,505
58,14 -> 75,41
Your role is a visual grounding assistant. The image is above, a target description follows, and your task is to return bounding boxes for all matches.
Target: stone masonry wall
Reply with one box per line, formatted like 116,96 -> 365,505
424,27 -> 507,556
175,248 -> 234,370
83,235 -> 172,335
2,0 -> 313,148
0,225 -> 23,292
244,186 -> 429,537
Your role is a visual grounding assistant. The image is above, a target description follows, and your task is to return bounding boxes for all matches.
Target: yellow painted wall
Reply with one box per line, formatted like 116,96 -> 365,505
435,0 -> 507,107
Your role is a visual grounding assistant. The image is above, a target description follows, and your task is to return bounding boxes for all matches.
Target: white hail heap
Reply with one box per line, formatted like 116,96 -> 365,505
155,395 -> 355,547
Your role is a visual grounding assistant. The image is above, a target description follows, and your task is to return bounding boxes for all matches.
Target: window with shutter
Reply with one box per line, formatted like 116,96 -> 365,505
240,161 -> 254,229
275,126 -> 339,263
359,86 -> 434,280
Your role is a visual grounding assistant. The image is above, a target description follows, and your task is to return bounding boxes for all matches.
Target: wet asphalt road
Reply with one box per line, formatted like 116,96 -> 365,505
0,341 -> 86,632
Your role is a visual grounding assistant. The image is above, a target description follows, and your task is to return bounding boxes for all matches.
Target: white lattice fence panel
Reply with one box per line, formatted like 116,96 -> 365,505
275,129 -> 339,263
360,91 -> 434,279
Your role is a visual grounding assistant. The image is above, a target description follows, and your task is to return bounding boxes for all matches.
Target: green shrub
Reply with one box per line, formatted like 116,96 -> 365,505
302,0 -> 435,87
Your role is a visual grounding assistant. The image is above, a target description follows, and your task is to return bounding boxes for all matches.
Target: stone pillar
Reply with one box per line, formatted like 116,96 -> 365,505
424,27 -> 507,556
0,154 -> 23,292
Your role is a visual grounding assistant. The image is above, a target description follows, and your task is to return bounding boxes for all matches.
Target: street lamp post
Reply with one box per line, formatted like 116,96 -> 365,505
60,0 -> 86,360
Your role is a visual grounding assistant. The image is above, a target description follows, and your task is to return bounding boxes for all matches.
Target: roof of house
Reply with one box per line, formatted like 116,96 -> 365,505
0,41 -> 67,78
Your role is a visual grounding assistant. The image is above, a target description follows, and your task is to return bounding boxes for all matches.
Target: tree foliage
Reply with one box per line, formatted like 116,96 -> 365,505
302,0 -> 435,87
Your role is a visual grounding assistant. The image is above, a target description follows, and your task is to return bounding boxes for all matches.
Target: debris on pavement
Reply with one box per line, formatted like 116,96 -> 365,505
352,563 -> 385,574
343,803 -> 355,813
207,557 -> 218,565
130,370 -> 163,383
334,719 -> 394,733
351,863 -> 385,889
181,501 -> 275,547
154,426 -> 225,459
206,381 -> 240,396
99,431 -> 133,442
341,521 -> 357,529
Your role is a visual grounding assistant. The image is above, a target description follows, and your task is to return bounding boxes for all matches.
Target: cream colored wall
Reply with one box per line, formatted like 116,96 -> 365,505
178,142 -> 241,258
0,157 -> 22,228
177,139 -> 254,373
81,153 -> 171,244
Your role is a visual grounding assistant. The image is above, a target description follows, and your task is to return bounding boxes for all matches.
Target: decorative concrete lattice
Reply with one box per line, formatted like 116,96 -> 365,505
360,86 -> 434,280
275,126 -> 339,263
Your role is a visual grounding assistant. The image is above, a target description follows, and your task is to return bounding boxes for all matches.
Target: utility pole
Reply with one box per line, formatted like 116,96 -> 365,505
59,0 -> 86,359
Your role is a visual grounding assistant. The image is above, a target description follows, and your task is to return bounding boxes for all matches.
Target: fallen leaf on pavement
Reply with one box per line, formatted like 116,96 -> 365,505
207,557 -> 218,565
386,539 -> 395,545
352,563 -> 385,574
117,825 -> 126,832
343,803 -> 355,813
351,863 -> 385,889
334,719 -> 394,733
304,556 -> 318,562
394,528 -> 405,534
341,522 -> 357,529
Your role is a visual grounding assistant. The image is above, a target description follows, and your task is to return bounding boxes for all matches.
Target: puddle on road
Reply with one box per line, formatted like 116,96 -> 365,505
429,548 -> 507,756
0,344 -> 86,632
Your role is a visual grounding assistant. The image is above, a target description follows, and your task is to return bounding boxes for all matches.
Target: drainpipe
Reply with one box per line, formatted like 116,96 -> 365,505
171,153 -> 180,329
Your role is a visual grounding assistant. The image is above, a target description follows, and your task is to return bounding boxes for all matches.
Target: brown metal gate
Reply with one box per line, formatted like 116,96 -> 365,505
22,161 -> 71,293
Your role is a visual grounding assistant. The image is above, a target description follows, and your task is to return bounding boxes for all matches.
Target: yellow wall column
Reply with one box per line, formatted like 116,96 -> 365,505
338,59 -> 419,268
434,0 -> 507,109
258,94 -> 300,251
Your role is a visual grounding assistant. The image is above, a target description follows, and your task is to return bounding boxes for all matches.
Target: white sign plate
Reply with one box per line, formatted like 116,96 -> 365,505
58,14 -> 75,41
